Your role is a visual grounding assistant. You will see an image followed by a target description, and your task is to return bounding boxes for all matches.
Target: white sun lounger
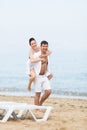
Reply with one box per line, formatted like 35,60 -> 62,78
0,101 -> 52,123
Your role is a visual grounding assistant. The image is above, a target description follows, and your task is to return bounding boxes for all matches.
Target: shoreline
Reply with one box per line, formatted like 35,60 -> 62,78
0,95 -> 87,130
0,92 -> 87,100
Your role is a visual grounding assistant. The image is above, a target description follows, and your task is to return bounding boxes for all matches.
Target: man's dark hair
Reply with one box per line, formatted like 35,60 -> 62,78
29,37 -> 35,45
40,40 -> 48,46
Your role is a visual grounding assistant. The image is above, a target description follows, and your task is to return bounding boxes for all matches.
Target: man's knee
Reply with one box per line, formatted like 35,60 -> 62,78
45,89 -> 51,96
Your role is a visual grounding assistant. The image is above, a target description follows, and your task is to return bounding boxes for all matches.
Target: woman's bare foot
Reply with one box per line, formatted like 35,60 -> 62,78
47,74 -> 53,80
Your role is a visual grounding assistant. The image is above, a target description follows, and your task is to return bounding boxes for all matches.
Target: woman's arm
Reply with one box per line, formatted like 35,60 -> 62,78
39,50 -> 52,58
46,50 -> 52,56
29,49 -> 41,63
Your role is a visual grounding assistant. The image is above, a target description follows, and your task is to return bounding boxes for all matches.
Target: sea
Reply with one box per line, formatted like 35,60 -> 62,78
0,42 -> 87,99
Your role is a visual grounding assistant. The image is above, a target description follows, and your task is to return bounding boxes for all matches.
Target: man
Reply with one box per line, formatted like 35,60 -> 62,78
33,40 -> 52,105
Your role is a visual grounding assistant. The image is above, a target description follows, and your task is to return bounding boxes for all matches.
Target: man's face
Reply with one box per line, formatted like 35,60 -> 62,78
41,44 -> 48,53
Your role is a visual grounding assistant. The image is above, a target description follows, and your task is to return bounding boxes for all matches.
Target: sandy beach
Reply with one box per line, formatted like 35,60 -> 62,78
0,95 -> 87,130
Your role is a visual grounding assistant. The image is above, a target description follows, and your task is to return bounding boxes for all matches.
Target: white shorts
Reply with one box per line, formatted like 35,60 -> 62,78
34,75 -> 51,92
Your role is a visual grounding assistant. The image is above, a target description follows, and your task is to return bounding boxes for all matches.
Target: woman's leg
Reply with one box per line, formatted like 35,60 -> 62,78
28,69 -> 35,91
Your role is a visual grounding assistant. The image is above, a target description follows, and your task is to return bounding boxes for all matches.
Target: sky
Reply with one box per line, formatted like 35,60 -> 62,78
0,0 -> 87,59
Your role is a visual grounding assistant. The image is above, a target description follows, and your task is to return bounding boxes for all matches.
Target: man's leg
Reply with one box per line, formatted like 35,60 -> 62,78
34,75 -> 42,105
39,76 -> 51,105
34,92 -> 41,105
39,89 -> 51,105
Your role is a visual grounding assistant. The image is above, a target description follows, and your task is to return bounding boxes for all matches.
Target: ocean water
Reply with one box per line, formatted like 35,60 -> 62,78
0,43 -> 87,99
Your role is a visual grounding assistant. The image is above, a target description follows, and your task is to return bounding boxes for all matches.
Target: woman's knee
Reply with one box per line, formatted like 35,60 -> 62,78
30,74 -> 35,80
32,75 -> 35,80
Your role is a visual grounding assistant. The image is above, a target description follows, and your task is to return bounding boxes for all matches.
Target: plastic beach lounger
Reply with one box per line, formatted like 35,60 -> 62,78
0,101 -> 52,122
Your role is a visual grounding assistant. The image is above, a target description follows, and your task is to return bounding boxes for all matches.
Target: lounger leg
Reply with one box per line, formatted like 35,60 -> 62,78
11,112 -> 18,119
28,109 -> 37,121
17,110 -> 24,118
0,109 -> 13,123
28,107 -> 52,122
42,107 -> 52,121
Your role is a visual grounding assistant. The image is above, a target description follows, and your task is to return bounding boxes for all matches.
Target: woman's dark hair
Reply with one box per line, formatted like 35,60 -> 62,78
29,37 -> 35,45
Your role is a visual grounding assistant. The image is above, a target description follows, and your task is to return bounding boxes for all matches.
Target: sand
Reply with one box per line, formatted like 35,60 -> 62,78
0,95 -> 87,130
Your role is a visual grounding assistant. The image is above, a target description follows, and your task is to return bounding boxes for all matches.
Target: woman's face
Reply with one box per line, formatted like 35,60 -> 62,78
30,40 -> 37,50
